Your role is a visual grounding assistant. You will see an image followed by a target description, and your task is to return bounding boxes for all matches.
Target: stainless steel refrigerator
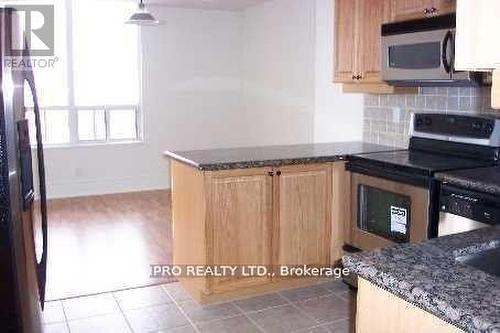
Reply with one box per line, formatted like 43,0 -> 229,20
0,7 -> 48,333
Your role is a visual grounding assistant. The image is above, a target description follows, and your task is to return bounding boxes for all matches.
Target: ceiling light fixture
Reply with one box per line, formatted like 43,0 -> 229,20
126,0 -> 160,26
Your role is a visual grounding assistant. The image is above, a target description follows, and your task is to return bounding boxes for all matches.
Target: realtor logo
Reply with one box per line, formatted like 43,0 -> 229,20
10,5 -> 55,57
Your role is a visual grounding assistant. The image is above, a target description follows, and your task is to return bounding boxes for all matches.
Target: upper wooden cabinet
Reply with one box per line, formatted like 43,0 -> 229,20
334,0 -> 358,83
454,0 -> 499,109
455,0 -> 500,71
334,0 -> 415,94
335,0 -> 391,84
357,0 -> 392,83
390,0 -> 456,22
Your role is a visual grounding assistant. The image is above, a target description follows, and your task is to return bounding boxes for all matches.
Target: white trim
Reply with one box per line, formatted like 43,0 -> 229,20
33,139 -> 144,150
65,0 -> 78,145
46,174 -> 170,199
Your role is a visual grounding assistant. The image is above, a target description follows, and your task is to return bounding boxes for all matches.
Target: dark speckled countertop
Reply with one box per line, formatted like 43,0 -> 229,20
343,227 -> 500,333
163,142 -> 397,171
436,167 -> 500,196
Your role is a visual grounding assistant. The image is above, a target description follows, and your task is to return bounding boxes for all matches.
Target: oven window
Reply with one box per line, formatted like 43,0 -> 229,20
358,185 -> 411,243
389,42 -> 441,69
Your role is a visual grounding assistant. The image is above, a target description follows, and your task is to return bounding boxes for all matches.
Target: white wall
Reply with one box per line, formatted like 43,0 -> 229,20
241,0 -> 316,145
44,7 -> 245,198
313,0 -> 363,142
43,0 -> 364,198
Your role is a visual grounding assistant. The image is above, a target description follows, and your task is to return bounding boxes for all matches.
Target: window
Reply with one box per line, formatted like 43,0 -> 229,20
25,0 -> 141,146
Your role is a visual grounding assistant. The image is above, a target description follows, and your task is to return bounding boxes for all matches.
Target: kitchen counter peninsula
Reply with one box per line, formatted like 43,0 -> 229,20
164,141 -> 397,171
343,227 -> 500,333
163,141 -> 395,303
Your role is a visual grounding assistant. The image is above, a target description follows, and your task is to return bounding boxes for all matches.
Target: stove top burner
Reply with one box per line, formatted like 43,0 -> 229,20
349,113 -> 500,187
352,150 -> 495,176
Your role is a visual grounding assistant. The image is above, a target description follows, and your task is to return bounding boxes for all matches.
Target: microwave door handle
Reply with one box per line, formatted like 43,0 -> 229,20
442,31 -> 453,74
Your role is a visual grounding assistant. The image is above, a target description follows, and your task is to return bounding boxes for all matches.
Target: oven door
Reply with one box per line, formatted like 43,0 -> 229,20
382,28 -> 454,83
349,173 -> 430,251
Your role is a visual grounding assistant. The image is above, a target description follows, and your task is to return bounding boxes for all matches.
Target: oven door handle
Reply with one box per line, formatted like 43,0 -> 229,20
442,30 -> 454,74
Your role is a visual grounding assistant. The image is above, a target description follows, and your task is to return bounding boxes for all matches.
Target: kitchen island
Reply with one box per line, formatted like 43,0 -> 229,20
343,227 -> 500,333
164,141 -> 395,303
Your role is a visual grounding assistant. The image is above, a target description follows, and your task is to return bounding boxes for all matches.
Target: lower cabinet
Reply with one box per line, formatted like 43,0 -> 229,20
170,161 -> 346,303
206,168 -> 274,292
357,278 -> 463,333
275,164 -> 331,267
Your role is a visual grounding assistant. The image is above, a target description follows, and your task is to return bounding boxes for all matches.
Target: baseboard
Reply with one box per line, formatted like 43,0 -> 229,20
46,174 -> 171,199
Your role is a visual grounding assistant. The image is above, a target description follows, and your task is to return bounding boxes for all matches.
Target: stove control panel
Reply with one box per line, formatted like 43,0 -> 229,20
410,113 -> 500,146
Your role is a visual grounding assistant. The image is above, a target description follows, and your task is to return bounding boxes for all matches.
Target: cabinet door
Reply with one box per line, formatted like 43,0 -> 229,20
331,162 -> 350,264
433,0 -> 456,16
391,0 -> 434,21
334,0 -> 357,82
206,168 -> 273,292
455,0 -> 500,71
275,165 -> 331,269
391,0 -> 455,21
357,0 -> 391,83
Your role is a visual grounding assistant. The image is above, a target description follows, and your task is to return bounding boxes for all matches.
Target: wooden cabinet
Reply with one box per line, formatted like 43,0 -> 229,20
455,0 -> 499,109
357,0 -> 392,83
275,165 -> 331,267
390,0 -> 455,22
206,168 -> 273,292
170,161 -> 347,303
357,278 -> 463,333
456,0 -> 500,71
335,0 -> 391,84
334,0 -> 415,94
334,0 -> 357,83
331,162 -> 350,263
493,70 -> 500,109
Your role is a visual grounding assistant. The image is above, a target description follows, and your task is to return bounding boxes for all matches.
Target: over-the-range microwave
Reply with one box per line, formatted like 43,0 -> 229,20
381,13 -> 486,86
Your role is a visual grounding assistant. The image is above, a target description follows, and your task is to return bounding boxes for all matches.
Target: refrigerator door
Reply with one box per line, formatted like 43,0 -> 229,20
0,7 -> 46,332
21,66 -> 48,309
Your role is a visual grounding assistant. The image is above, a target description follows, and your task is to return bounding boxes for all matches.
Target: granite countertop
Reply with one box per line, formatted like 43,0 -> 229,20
163,142 -> 397,171
343,227 -> 500,333
436,166 -> 500,196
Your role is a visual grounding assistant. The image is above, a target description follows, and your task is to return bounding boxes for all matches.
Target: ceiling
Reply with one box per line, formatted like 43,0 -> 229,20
147,0 -> 269,11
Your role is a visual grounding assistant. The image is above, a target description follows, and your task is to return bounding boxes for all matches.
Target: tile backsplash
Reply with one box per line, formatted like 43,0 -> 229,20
363,87 -> 496,148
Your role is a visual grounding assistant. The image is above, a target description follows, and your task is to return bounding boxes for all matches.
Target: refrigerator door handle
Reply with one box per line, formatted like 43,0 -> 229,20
24,68 -> 48,310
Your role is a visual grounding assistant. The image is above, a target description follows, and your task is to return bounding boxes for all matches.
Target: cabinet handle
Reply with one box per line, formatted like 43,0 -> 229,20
276,171 -> 282,176
268,171 -> 274,177
351,74 -> 357,80
424,7 -> 438,16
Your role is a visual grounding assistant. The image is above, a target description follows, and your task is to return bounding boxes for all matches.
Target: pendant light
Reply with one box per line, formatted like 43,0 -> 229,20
126,0 -> 160,26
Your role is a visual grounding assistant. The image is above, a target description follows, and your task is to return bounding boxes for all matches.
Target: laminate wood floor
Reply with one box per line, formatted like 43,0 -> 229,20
45,190 -> 175,301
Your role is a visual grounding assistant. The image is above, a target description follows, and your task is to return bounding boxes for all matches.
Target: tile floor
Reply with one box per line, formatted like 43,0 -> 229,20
43,280 -> 353,333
